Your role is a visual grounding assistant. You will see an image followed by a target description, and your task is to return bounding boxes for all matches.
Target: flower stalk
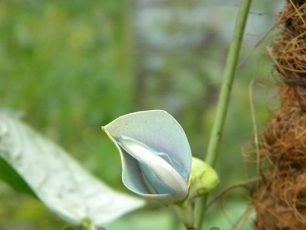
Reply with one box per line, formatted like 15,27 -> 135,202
196,0 -> 252,228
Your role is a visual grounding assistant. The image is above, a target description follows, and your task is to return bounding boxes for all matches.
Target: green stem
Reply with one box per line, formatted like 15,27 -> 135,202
205,0 -> 252,165
196,0 -> 252,229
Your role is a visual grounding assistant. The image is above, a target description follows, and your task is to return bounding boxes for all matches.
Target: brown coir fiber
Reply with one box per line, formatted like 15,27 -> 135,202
270,1 -> 306,110
252,1 -> 306,229
254,86 -> 306,229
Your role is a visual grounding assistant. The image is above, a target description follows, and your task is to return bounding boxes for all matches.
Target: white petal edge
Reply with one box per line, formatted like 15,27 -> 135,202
117,136 -> 188,201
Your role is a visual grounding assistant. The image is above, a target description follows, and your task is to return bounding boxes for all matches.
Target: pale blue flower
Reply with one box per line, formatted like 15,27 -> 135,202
103,110 -> 192,203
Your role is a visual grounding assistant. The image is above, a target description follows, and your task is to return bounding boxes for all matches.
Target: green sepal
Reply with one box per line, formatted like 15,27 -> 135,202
187,157 -> 219,199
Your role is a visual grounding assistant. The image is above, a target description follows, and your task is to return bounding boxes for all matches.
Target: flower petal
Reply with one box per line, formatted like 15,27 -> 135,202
102,110 -> 192,203
116,136 -> 188,200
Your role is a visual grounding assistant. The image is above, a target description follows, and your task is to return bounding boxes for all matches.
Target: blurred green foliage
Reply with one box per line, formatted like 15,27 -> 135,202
1,0 -> 132,228
0,0 -> 281,229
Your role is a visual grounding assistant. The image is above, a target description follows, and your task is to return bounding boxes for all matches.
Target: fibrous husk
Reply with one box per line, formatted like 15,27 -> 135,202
252,1 -> 306,229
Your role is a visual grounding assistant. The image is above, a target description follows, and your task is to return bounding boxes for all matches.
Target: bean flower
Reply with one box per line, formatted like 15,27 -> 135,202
102,110 -> 218,205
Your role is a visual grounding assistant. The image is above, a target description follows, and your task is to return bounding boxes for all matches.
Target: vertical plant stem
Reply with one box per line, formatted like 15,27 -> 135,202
195,0 -> 252,229
205,0 -> 252,165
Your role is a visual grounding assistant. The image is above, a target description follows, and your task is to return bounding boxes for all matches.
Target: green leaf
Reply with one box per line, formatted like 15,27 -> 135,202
0,155 -> 36,197
0,113 -> 144,226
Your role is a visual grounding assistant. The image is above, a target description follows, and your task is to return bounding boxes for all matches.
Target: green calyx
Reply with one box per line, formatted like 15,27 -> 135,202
188,157 -> 219,200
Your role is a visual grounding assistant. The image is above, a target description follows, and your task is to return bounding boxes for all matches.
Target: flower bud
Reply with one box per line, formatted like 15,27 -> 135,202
103,110 -> 192,204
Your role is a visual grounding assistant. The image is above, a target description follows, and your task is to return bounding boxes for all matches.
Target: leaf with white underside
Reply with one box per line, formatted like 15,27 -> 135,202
0,113 -> 144,226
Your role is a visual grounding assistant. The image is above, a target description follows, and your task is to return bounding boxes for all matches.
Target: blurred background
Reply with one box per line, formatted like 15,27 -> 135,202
0,0 -> 284,229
